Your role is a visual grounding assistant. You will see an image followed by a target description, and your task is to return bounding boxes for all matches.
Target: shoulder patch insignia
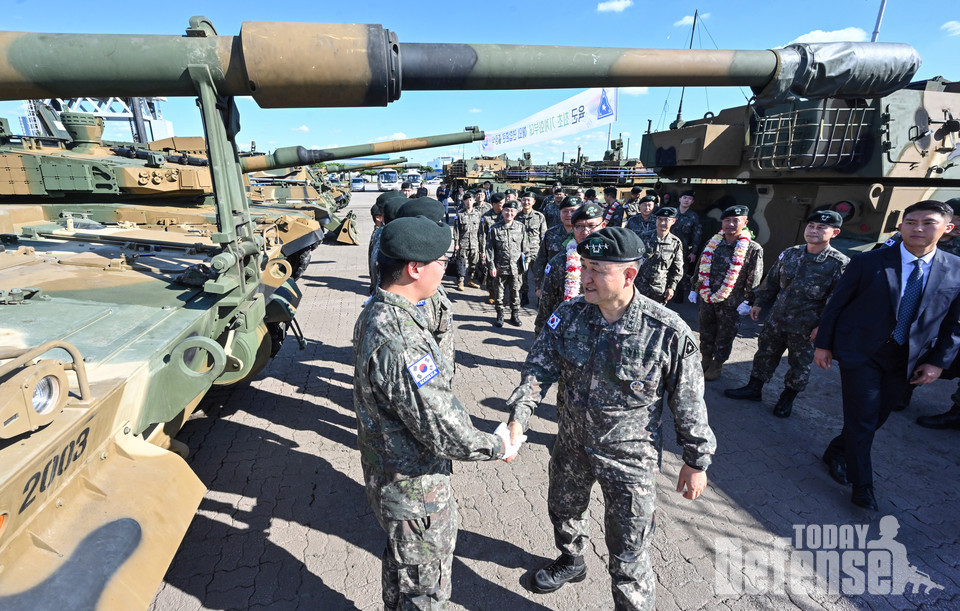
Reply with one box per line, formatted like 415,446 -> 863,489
884,237 -> 897,247
683,336 -> 698,359
415,299 -> 427,307
778,251 -> 785,260
547,312 -> 561,330
544,262 -> 552,274
407,353 -> 440,388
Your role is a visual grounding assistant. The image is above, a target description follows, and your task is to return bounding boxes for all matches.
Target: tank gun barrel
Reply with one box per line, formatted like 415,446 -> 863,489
239,129 -> 483,173
0,21 -> 921,106
327,158 -> 417,172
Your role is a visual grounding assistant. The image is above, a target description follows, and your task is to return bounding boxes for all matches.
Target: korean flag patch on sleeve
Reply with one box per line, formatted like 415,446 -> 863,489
544,262 -> 552,275
408,353 -> 440,387
546,312 -> 561,330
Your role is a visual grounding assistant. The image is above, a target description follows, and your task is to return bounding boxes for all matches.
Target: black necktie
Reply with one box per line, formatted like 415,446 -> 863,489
893,259 -> 923,345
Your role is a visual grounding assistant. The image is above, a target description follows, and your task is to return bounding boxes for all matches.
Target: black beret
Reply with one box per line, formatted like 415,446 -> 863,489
603,186 -> 618,196
577,227 -> 646,262
553,182 -> 562,188
559,195 -> 583,210
376,189 -> 405,206
721,205 -> 750,219
398,197 -> 445,223
571,203 -> 603,223
639,195 -> 658,204
655,206 -> 678,218
946,198 -> 960,216
631,186 -> 643,195
382,197 -> 411,224
520,191 -> 537,199
554,186 -> 564,193
462,190 -> 475,199
380,216 -> 451,262
490,192 -> 505,203
502,200 -> 520,210
585,189 -> 597,198
680,190 -> 696,198
370,202 -> 384,217
505,188 -> 519,195
400,181 -> 413,189
806,210 -> 843,228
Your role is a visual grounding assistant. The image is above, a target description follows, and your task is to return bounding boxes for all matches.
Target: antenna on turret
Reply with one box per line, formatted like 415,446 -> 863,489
671,9 -> 698,130
871,0 -> 887,42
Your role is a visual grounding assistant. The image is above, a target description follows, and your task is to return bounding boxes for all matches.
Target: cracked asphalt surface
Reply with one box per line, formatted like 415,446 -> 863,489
152,192 -> 960,610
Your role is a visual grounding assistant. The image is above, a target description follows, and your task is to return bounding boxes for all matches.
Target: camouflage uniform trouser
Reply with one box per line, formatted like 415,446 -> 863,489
456,244 -> 480,283
548,434 -> 656,611
698,302 -> 740,363
380,502 -> 457,610
520,253 -> 537,304
750,324 -> 815,391
494,273 -> 521,314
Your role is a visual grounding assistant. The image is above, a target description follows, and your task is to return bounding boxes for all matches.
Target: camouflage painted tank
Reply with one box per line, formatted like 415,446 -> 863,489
0,16 -> 919,608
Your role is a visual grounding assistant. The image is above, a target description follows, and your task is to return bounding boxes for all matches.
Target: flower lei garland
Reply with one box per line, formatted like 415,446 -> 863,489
563,238 -> 582,300
698,232 -> 750,304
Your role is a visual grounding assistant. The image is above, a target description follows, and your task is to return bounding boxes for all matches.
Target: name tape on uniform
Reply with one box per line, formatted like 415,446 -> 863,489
408,353 -> 440,388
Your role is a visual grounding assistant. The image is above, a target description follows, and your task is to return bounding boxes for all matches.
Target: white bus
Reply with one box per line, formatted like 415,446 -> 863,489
402,169 -> 422,186
377,169 -> 400,191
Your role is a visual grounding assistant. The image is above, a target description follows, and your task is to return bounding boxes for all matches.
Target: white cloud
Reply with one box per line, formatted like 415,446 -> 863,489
468,108 -> 482,113
597,0 -> 632,13
789,27 -> 867,44
674,13 -> 709,27
549,139 -> 565,145
370,132 -> 407,143
942,21 -> 960,36
620,87 -> 649,96
291,124 -> 310,133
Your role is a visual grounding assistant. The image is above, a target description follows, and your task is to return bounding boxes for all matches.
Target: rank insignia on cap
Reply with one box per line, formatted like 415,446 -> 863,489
408,353 -> 439,387
584,238 -> 607,256
547,313 -> 561,330
544,262 -> 552,274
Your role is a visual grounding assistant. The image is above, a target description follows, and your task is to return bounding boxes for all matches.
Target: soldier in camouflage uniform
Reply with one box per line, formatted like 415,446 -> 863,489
625,195 -> 658,239
534,195 -> 582,296
486,200 -> 527,327
695,205 -> 764,381
724,211 -> 849,417
623,186 -> 644,220
453,191 -> 482,291
671,190 -> 703,301
370,193 -> 410,294
635,207 -> 684,304
541,184 -> 565,229
505,227 -> 716,611
355,216 -> 515,610
474,188 -> 492,216
517,191 -> 548,306
478,193 -> 504,302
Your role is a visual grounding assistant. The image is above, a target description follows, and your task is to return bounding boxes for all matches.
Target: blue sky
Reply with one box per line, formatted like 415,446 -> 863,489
1,0 -> 956,166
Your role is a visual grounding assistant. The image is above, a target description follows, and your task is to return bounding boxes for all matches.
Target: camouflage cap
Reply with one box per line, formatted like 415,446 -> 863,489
502,200 -> 520,210
398,197 -> 445,223
382,197 -> 411,224
721,204 -> 750,219
806,210 -> 843,228
559,195 -> 583,210
577,227 -> 646,262
655,206 -> 678,218
380,216 -> 451,262
571,203 -> 603,223
490,192 -> 505,203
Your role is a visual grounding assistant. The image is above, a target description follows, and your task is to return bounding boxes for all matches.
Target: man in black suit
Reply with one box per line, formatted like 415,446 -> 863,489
814,200 -> 960,510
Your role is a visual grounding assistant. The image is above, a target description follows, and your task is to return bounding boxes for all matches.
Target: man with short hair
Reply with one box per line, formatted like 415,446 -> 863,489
635,206 -> 684,304
600,186 -> 626,228
816,200 -> 960,510
671,190 -> 703,301
542,184 -> 565,229
583,188 -> 598,205
625,195 -> 657,239
454,191 -> 483,291
478,193 -> 505,302
369,192 -> 408,294
400,181 -> 415,198
694,205 -> 764,381
504,188 -> 519,203
475,189 -> 491,216
354,215 -> 517,610
517,191 -> 548,307
505,227 -> 716,610
486,200 -> 527,327
533,195 -> 583,297
725,210 -> 849,417
624,186 -> 644,219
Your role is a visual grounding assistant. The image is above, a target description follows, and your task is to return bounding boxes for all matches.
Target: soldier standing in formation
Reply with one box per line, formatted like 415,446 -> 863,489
453,191 -> 483,291
505,227 -> 716,610
671,190 -> 703,300
475,188 -> 491,216
534,196 -> 582,298
541,183 -> 565,229
517,191 -> 548,307
625,195 -> 658,239
694,205 -> 764,381
353,215 -> 518,610
724,211 -> 849,417
635,206 -> 685,304
478,193 -> 505,303
486,200 -> 527,327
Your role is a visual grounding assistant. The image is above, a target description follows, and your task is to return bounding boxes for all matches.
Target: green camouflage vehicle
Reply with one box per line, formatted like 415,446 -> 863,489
0,16 -> 919,608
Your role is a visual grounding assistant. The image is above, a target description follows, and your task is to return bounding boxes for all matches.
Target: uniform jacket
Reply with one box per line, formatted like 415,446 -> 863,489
535,250 -> 573,332
517,209 -> 548,257
815,246 -> 960,376
671,208 -> 703,256
533,224 -> 573,290
753,244 -> 849,333
626,214 -> 657,239
485,220 -> 527,275
637,232 -> 684,299
541,196 -> 562,230
508,292 -> 716,481
454,208 -> 482,250
702,237 -> 764,306
353,289 -> 503,522
477,208 -> 500,253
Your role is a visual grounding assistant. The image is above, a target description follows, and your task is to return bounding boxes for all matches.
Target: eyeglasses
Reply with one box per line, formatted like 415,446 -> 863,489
574,223 -> 603,232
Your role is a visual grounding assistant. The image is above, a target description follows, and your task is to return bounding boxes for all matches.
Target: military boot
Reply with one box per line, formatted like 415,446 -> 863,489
467,281 -> 481,289
456,279 -> 465,291
773,388 -> 799,418
724,376 -> 764,401
704,358 -> 723,381
508,312 -> 522,327
494,310 -> 504,328
701,354 -> 711,371
532,554 -> 587,594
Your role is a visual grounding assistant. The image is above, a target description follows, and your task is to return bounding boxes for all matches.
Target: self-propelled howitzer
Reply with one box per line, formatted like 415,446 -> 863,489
0,16 -> 921,609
